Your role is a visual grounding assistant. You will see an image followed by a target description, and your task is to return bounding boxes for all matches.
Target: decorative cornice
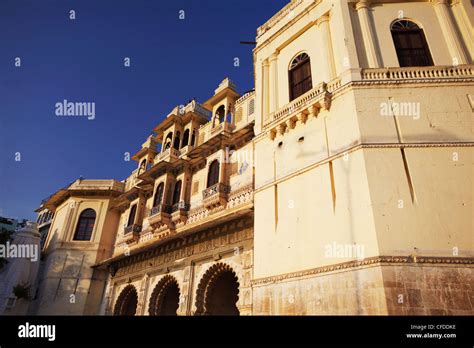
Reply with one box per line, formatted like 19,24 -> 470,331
252,255 -> 474,286
256,0 -> 305,38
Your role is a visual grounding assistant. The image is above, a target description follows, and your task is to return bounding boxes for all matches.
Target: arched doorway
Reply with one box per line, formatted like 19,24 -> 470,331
195,263 -> 240,316
215,105 -> 226,123
148,275 -> 181,316
113,285 -> 138,316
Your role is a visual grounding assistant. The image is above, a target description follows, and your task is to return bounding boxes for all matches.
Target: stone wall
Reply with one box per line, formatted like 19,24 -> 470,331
252,259 -> 474,315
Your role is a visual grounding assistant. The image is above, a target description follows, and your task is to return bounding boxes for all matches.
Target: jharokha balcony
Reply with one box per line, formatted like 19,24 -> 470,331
123,224 -> 142,243
202,183 -> 231,209
171,201 -> 190,226
156,147 -> 181,164
148,204 -> 171,228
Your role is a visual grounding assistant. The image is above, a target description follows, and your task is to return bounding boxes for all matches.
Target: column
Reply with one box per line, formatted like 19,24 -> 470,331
137,192 -> 146,223
269,52 -> 279,114
317,14 -> 337,81
104,281 -> 115,315
180,168 -> 191,203
219,150 -> 227,185
451,0 -> 474,59
355,0 -> 382,68
163,173 -> 173,206
138,274 -> 150,315
434,0 -> 469,64
262,59 -> 270,122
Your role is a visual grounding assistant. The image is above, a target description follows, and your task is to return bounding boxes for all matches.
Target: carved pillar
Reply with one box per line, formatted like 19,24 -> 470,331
138,274 -> 150,315
136,192 -> 147,223
432,0 -> 469,64
219,150 -> 227,185
355,0 -> 382,67
105,282 -> 116,315
317,14 -> 337,81
262,59 -> 270,122
269,52 -> 279,113
181,167 -> 191,203
162,172 -> 173,206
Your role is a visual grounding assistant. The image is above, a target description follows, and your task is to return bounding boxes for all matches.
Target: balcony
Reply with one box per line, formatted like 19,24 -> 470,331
171,201 -> 190,225
124,170 -> 141,192
265,81 -> 330,129
124,224 -> 142,234
179,145 -> 194,157
123,224 -> 142,244
148,204 -> 171,228
202,183 -> 231,209
157,147 -> 181,163
197,120 -> 234,146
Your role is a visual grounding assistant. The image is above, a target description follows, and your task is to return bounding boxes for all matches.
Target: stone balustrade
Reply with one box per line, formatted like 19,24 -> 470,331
361,64 -> 474,81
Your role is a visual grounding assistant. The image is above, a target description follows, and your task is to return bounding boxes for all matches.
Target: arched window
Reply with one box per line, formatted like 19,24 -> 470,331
73,209 -> 96,241
181,129 -> 190,148
114,285 -> 138,316
191,130 -> 196,146
153,182 -> 164,207
207,160 -> 220,188
127,204 -> 137,227
289,53 -> 312,101
173,131 -> 181,150
215,105 -> 226,123
172,180 -> 182,205
164,132 -> 173,150
391,20 -> 433,67
138,159 -> 147,175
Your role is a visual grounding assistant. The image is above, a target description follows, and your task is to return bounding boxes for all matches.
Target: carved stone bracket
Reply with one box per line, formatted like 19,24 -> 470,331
266,81 -> 332,140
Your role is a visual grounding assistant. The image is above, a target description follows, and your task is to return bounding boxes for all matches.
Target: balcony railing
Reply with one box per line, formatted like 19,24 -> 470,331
171,201 -> 190,213
124,224 -> 142,234
148,204 -> 172,229
124,169 -> 141,191
179,145 -> 194,156
171,201 -> 190,225
157,147 -> 181,162
150,204 -> 171,216
197,120 -> 234,146
202,183 -> 231,209
267,81 -> 328,126
361,65 -> 474,81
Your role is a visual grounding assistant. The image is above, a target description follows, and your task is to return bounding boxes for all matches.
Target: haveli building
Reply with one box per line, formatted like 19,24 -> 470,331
28,0 -> 473,315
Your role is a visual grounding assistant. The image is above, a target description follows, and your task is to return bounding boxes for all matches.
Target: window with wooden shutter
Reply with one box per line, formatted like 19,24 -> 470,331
391,20 -> 433,67
289,53 -> 312,101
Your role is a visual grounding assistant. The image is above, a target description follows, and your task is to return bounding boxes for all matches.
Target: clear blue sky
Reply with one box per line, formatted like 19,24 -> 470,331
0,0 -> 288,220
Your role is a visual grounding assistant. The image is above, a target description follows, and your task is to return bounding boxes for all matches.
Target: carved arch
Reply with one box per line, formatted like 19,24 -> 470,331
113,284 -> 138,316
194,263 -> 240,316
148,275 -> 181,316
